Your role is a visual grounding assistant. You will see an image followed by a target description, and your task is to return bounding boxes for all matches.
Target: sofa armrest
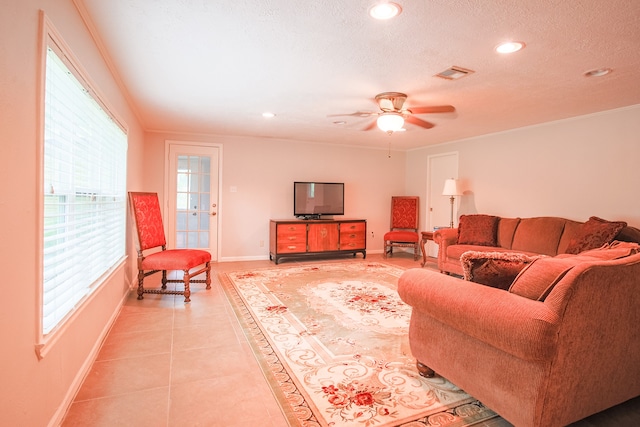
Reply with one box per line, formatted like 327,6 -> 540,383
433,227 -> 458,245
397,268 -> 560,361
433,228 -> 458,271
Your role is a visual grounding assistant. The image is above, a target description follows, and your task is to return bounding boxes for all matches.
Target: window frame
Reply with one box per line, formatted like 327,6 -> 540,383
35,13 -> 128,359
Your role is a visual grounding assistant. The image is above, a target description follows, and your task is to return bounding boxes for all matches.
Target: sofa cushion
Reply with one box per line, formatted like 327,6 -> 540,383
457,214 -> 499,246
510,243 -> 639,301
556,219 -> 584,254
509,257 -> 578,301
497,217 -> 521,249
564,216 -> 627,254
615,225 -> 640,244
384,230 -> 419,242
511,217 -> 567,256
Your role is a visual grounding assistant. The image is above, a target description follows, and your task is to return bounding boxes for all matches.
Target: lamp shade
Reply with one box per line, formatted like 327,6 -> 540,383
442,178 -> 462,196
377,112 -> 404,133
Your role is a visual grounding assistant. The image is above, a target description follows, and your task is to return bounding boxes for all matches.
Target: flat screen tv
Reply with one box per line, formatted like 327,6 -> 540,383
294,182 -> 344,219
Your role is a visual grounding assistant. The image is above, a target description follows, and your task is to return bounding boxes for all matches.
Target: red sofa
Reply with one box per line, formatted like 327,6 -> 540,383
434,215 -> 640,276
398,244 -> 640,426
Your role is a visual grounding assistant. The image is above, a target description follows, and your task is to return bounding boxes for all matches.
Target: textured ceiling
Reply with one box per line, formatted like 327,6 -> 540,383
76,0 -> 640,150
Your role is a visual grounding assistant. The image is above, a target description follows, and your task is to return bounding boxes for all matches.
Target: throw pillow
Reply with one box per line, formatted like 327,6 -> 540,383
508,257 -> 580,301
564,216 -> 627,254
461,251 -> 542,290
457,214 -> 499,246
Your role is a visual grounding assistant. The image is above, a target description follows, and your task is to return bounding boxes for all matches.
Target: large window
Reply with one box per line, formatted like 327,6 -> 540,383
41,34 -> 127,336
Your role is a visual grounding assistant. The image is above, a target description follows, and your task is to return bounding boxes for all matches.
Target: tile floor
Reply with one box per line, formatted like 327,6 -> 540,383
61,253 -> 639,426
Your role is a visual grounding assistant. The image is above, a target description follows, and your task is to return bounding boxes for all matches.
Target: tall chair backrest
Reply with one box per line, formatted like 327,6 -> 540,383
390,196 -> 419,231
129,192 -> 167,251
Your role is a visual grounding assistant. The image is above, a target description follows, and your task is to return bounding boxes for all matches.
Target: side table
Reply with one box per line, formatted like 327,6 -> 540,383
420,231 -> 434,267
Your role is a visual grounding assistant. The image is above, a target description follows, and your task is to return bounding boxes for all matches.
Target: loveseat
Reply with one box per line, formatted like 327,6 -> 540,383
434,214 -> 640,276
398,243 -> 640,427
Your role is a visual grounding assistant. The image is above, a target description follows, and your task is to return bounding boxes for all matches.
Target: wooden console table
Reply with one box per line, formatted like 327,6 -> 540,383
269,219 -> 366,264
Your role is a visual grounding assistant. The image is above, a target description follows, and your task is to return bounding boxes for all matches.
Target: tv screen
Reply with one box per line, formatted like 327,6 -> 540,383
294,182 -> 344,218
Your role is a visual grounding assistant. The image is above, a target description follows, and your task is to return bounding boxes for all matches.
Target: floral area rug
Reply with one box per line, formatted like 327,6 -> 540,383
220,261 -> 497,427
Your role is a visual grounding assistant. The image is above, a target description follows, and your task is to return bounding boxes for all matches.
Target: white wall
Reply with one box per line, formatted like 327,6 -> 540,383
0,2 -> 146,425
144,133 -> 408,259
407,105 -> 640,227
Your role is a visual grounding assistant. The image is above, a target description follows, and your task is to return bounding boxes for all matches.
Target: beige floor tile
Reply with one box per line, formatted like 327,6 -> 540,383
96,328 -> 172,361
108,308 -> 175,335
62,387 -> 169,427
75,353 -> 171,401
170,346 -> 255,385
172,322 -> 237,351
168,375 -> 277,427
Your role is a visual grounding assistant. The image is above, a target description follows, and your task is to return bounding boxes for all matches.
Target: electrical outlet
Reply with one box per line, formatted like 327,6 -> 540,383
371,231 -> 374,238
259,240 -> 264,247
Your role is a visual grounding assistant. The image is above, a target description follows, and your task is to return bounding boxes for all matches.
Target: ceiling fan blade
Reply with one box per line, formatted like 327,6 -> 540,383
406,115 -> 435,129
408,105 -> 456,115
327,111 -> 376,118
363,120 -> 378,131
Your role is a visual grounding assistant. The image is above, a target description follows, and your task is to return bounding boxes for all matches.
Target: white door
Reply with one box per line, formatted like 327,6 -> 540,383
166,141 -> 220,261
426,152 -> 459,257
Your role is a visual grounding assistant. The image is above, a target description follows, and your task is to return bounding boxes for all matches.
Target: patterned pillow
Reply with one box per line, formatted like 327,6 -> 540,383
461,251 -> 542,290
457,214 -> 499,246
564,216 -> 627,254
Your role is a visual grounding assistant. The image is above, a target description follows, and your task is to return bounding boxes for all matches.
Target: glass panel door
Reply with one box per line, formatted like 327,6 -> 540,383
167,142 -> 220,260
175,155 -> 211,249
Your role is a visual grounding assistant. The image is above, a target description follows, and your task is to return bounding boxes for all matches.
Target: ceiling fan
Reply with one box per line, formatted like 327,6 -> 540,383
330,92 -> 455,134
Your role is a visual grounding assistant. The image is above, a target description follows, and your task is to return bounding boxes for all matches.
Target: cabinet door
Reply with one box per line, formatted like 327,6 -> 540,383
339,221 -> 366,250
308,223 -> 339,252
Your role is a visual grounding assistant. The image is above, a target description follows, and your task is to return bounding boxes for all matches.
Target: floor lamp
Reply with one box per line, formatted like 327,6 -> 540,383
442,178 -> 462,228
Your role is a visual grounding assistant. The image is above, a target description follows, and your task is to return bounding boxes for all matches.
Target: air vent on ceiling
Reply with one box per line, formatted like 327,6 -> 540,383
435,66 -> 475,80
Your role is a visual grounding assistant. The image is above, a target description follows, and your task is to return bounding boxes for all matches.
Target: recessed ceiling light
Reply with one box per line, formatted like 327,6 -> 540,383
584,68 -> 612,77
262,112 -> 276,118
369,2 -> 402,20
495,41 -> 525,54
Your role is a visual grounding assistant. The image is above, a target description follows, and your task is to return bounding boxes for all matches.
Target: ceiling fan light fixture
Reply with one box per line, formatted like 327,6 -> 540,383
377,112 -> 404,133
369,2 -> 402,20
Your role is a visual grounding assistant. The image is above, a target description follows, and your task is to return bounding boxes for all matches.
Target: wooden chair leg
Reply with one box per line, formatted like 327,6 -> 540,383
161,270 -> 168,289
416,361 -> 435,378
183,270 -> 191,303
137,270 -> 145,300
205,262 -> 211,290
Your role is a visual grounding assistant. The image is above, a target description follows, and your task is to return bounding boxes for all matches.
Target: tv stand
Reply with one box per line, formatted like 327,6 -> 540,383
269,219 -> 366,264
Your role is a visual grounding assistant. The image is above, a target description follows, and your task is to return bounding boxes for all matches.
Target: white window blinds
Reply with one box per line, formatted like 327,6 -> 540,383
42,44 -> 127,335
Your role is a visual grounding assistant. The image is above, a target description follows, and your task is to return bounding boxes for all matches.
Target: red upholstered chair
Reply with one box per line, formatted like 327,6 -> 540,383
128,192 -> 211,302
383,196 -> 420,261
